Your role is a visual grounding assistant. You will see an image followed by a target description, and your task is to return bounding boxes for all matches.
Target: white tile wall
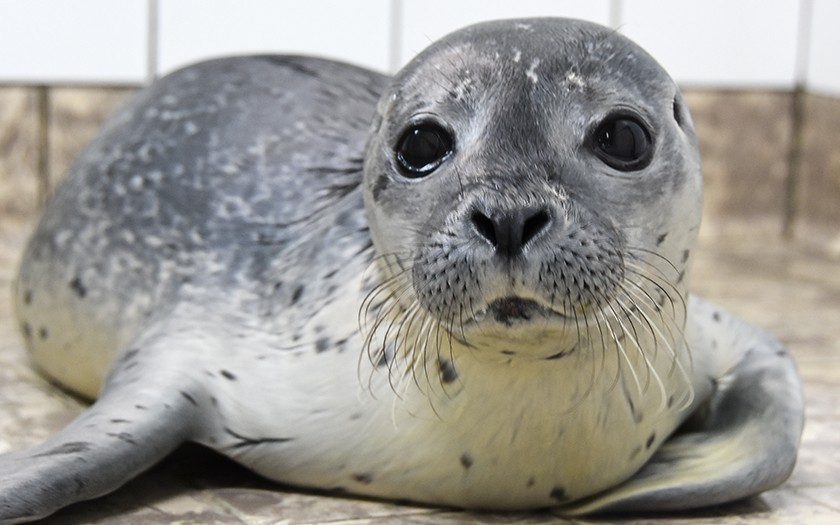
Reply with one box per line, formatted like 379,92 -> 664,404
0,0 -> 837,95
0,0 -> 148,84
806,0 -> 840,95
618,0 -> 801,88
157,0 -> 391,75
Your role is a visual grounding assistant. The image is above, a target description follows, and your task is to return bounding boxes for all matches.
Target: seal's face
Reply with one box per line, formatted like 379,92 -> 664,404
363,18 -> 701,361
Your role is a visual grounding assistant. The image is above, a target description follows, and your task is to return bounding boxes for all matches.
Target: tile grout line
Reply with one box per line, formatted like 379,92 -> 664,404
783,0 -> 815,238
35,85 -> 50,207
387,0 -> 403,74
609,0 -> 623,29
147,0 -> 160,82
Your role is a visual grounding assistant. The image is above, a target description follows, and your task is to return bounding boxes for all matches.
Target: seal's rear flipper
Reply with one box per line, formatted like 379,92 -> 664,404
0,342 -> 205,524
563,303 -> 805,514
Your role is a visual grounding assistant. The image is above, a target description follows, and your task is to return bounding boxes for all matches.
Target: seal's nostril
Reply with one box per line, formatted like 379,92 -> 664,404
471,210 -> 498,247
522,209 -> 550,247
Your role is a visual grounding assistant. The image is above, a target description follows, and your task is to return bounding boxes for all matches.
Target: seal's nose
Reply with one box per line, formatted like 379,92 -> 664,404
470,206 -> 551,257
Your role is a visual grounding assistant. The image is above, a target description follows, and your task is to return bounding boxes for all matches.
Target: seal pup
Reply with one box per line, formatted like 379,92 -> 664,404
1,18 -> 803,523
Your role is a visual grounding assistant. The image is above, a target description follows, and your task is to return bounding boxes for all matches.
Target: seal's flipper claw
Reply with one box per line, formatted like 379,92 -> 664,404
0,342 -> 203,524
562,304 -> 804,515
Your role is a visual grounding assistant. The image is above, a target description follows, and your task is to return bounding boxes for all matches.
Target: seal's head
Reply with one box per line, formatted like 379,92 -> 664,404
363,18 -> 701,362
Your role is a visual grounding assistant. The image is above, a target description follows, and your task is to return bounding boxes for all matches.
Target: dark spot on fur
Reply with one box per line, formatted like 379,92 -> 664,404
372,173 -> 389,201
23,290 -> 32,305
221,370 -> 236,381
630,445 -> 642,459
73,475 -> 85,494
667,395 -> 675,408
315,337 -> 331,353
70,277 -> 87,298
460,453 -> 473,469
439,359 -> 458,383
258,56 -> 321,78
21,322 -> 32,339
776,349 -> 787,357
545,349 -> 570,360
712,311 -> 722,322
676,270 -> 685,284
501,349 -> 517,356
107,432 -> 137,445
376,349 -> 389,368
34,441 -> 92,457
135,404 -> 147,410
354,238 -> 374,257
273,281 -> 283,291
224,427 -> 294,450
291,285 -> 304,305
336,337 -> 349,353
38,327 -> 48,340
180,391 -> 198,406
656,232 -> 668,246
110,419 -> 129,424
646,433 -> 656,449
682,249 -> 690,263
352,473 -> 374,484
550,486 -> 568,502
654,291 -> 666,308
527,477 -> 535,488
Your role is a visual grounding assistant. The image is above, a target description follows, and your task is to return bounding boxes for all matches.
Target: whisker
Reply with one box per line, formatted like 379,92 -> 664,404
617,284 -> 695,412
609,296 -> 670,414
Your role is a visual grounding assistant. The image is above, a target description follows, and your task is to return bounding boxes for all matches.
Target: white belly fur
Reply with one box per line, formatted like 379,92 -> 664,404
194,293 -> 695,509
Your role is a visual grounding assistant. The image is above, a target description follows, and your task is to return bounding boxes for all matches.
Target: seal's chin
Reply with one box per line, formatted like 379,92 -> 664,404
470,296 -> 567,327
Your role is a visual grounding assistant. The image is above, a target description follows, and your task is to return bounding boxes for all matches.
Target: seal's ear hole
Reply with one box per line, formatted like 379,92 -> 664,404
395,122 -> 454,178
591,113 -> 653,172
673,96 -> 684,127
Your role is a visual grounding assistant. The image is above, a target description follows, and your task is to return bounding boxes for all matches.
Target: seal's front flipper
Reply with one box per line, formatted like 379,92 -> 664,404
0,342 -> 205,524
563,299 -> 805,514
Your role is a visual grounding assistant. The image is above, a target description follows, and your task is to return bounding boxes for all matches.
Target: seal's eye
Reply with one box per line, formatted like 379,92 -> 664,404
592,115 -> 652,171
395,123 -> 453,177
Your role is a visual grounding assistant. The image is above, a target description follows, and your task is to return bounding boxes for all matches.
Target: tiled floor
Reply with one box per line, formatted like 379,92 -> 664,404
1,217 -> 838,524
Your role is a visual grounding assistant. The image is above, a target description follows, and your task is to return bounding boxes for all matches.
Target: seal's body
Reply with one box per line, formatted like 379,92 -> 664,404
2,18 -> 803,523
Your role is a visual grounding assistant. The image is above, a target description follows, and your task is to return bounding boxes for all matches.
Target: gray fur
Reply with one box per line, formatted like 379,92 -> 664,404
1,18 -> 802,523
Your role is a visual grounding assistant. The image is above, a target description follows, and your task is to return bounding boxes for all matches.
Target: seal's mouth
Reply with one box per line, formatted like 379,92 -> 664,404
470,296 -> 567,326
